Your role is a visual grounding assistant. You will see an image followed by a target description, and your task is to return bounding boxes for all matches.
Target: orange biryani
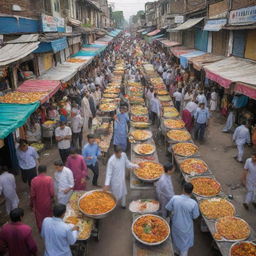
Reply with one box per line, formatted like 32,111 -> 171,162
164,119 -> 185,129
79,191 -> 116,215
173,143 -> 198,157
135,162 -> 164,180
230,242 -> 256,256
133,215 -> 169,244
167,130 -> 191,142
180,158 -> 208,174
134,143 -> 155,155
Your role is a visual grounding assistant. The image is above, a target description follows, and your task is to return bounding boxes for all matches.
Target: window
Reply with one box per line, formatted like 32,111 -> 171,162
43,0 -> 52,14
54,0 -> 60,12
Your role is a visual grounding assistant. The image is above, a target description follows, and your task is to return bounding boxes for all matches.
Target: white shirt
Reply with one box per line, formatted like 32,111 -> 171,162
55,126 -> 72,149
233,125 -> 250,146
95,76 -> 102,86
55,167 -> 74,205
71,114 -> 83,133
196,94 -> 207,105
173,91 -> 183,102
185,101 -> 198,116
150,97 -> 161,116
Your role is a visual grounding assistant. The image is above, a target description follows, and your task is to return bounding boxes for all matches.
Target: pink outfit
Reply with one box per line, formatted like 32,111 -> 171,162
0,222 -> 37,256
182,109 -> 193,133
66,154 -> 88,190
30,173 -> 54,231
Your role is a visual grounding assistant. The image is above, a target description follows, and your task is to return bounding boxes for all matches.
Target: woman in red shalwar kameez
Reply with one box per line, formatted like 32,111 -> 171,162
66,148 -> 88,190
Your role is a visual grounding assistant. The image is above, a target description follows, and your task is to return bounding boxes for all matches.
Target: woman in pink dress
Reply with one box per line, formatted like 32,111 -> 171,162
66,148 -> 88,190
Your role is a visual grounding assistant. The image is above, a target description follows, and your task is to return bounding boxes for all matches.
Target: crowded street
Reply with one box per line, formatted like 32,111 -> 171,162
0,1 -> 256,256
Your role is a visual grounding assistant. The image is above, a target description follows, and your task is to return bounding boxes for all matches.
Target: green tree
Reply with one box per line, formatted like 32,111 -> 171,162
112,11 -> 125,28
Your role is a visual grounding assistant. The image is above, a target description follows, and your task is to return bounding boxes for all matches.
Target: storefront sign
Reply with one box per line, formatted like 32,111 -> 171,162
175,16 -> 184,24
57,17 -> 65,32
204,19 -> 227,31
229,6 -> 256,25
41,14 -> 57,32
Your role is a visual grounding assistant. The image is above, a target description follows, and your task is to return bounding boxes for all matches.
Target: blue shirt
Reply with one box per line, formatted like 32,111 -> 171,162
16,146 -> 38,170
41,217 -> 77,256
194,107 -> 209,124
82,143 -> 101,166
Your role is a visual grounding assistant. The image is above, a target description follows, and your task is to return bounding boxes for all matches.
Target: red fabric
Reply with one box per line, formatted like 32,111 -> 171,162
17,80 -> 61,103
147,29 -> 161,36
30,174 -> 54,232
235,83 -> 256,100
0,222 -> 37,256
205,70 -> 232,88
182,109 -> 193,132
66,154 -> 88,190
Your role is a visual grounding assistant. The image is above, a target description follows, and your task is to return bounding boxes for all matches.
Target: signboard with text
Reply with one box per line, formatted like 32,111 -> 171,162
175,16 -> 184,24
229,5 -> 256,25
42,14 -> 57,32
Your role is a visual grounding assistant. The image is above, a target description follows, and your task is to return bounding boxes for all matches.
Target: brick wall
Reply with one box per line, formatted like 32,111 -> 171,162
0,0 -> 43,18
232,0 -> 256,10
209,0 -> 229,18
186,0 -> 206,13
169,0 -> 185,14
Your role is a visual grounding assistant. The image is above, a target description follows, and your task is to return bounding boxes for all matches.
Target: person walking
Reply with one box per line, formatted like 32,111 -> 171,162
66,148 -> 88,190
0,208 -> 38,256
81,91 -> 92,135
41,204 -> 78,256
173,89 -> 182,112
242,153 -> 256,210
113,106 -> 129,152
194,103 -> 209,141
196,91 -> 207,106
155,163 -> 175,218
82,134 -> 101,186
54,160 -> 74,205
233,121 -> 250,163
71,108 -> 83,150
104,146 -> 138,208
55,122 -> 72,164
16,140 -> 39,187
30,165 -> 54,232
0,167 -> 19,214
166,183 -> 200,256
150,93 -> 161,126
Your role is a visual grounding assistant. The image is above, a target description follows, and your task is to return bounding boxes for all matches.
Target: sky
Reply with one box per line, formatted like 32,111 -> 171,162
110,0 -> 155,20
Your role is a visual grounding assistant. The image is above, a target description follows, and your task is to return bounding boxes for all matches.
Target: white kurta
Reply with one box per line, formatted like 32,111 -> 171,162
155,174 -> 174,217
0,172 -> 19,214
81,96 -> 92,132
210,92 -> 217,111
55,167 -> 74,205
105,153 -> 138,200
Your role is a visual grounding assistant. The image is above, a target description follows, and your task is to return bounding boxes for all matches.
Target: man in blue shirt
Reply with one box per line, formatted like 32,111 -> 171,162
82,134 -> 101,186
41,204 -> 78,256
194,103 -> 209,141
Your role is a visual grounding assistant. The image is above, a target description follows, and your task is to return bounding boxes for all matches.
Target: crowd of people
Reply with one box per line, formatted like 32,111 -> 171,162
0,33 -> 255,256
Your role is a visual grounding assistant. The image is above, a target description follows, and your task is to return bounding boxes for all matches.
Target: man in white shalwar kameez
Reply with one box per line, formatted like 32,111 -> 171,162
155,163 -> 175,218
0,168 -> 19,214
54,160 -> 74,205
104,147 -> 139,208
233,121 -> 251,163
210,90 -> 218,111
81,92 -> 92,135
166,183 -> 199,256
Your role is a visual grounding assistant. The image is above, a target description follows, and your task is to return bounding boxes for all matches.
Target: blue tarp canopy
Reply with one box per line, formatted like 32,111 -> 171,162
180,50 -> 205,69
34,37 -> 68,53
83,44 -> 107,48
72,50 -> 99,57
148,34 -> 165,42
0,102 -> 40,139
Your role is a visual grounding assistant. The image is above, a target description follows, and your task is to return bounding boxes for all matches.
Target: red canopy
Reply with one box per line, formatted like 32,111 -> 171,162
17,80 -> 61,103
147,29 -> 161,36
235,83 -> 256,100
171,46 -> 194,58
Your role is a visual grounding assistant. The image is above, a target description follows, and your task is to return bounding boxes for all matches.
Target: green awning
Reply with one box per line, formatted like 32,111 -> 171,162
0,102 -> 40,139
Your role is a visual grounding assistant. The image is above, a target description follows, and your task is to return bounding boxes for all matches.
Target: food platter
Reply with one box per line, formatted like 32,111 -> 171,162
132,214 -> 170,246
215,216 -> 250,242
167,130 -> 191,142
130,130 -> 152,141
133,143 -> 156,156
129,200 -> 160,214
190,177 -> 221,197
163,107 -> 179,118
131,106 -> 148,116
78,190 -> 116,219
158,95 -> 171,102
130,121 -> 150,129
103,93 -> 118,98
229,241 -> 256,256
164,119 -> 185,129
129,96 -> 145,104
157,90 -> 168,95
104,87 -> 120,94
131,115 -> 149,123
172,143 -> 199,157
180,158 -> 208,175
99,103 -> 117,112
134,161 -> 164,182
199,198 -> 235,220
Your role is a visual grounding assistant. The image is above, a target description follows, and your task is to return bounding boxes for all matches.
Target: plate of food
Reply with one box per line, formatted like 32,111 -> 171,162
129,96 -> 145,104
180,158 -> 208,175
167,130 -> 191,142
172,143 -> 199,157
103,93 -> 118,98
157,90 -> 168,95
99,103 -> 117,112
131,106 -> 148,116
130,130 -> 152,141
133,143 -> 156,156
229,241 -> 256,256
132,214 -> 170,246
190,177 -> 221,197
199,198 -> 235,220
214,216 -> 250,242
163,108 -> 179,118
158,95 -> 171,102
78,190 -> 116,219
129,199 -> 160,214
130,121 -> 150,129
131,115 -> 149,123
134,161 -> 164,182
164,119 -> 185,129
104,87 -> 120,94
